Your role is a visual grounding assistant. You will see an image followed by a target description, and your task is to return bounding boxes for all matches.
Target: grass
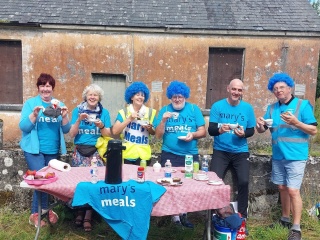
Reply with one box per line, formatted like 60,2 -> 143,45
1,200 -> 320,240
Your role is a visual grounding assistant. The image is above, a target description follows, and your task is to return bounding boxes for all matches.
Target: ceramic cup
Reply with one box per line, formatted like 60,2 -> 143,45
228,123 -> 239,130
196,173 -> 207,180
264,119 -> 273,127
171,112 -> 179,119
88,114 -> 97,122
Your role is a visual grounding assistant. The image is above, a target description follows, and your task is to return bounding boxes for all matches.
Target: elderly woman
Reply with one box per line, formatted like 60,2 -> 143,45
69,83 -> 112,231
154,80 -> 206,228
112,81 -> 157,166
19,73 -> 71,227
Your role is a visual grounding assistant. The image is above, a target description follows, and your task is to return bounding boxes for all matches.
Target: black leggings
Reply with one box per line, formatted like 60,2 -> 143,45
210,150 -> 250,218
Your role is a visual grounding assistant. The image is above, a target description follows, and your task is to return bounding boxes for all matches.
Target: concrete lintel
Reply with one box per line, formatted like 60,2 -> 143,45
0,104 -> 22,111
38,24 -> 320,38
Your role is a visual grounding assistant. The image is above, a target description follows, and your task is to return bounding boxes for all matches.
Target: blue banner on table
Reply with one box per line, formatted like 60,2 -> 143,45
72,180 -> 166,240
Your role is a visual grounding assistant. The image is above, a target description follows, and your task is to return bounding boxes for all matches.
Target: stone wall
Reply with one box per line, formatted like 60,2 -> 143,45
1,148 -> 320,218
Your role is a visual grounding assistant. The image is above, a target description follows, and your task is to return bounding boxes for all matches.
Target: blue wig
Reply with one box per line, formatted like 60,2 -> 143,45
267,73 -> 294,92
124,81 -> 150,104
166,80 -> 190,99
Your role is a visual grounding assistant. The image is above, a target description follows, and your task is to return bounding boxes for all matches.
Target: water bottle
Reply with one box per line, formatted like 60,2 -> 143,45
164,159 -> 172,178
90,156 -> 98,184
201,155 -> 209,173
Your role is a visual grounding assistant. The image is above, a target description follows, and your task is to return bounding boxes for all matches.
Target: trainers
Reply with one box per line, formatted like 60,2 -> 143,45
180,213 -> 194,228
288,229 -> 302,240
48,210 -> 59,224
29,213 -> 46,228
269,219 -> 292,229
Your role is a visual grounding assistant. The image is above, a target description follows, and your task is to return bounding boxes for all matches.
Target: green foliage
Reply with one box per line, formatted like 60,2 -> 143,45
316,59 -> 320,99
251,145 -> 272,156
310,98 -> 320,147
312,0 -> 320,15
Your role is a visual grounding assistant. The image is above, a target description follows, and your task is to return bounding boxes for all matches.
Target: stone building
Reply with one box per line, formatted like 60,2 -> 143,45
0,0 -> 320,217
0,0 -> 319,147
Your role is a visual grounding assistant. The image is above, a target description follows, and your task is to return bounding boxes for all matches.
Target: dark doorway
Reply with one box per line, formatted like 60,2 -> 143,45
206,48 -> 244,109
0,40 -> 22,104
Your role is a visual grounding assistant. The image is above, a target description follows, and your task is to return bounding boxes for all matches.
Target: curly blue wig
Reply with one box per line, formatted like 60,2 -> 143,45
124,81 -> 150,104
267,73 -> 295,92
166,80 -> 190,99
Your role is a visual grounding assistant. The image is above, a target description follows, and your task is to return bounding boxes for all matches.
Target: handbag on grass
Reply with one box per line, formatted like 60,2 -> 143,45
76,144 -> 97,157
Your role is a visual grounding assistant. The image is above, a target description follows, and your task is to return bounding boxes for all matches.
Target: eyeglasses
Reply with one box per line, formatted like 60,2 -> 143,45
273,86 -> 288,92
135,92 -> 145,97
172,95 -> 184,100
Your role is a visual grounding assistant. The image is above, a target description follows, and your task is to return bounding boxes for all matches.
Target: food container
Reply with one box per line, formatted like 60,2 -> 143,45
153,161 -> 161,172
23,172 -> 58,186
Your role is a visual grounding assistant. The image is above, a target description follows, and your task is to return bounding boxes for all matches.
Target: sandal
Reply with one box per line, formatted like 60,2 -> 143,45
83,219 -> 92,232
75,212 -> 84,227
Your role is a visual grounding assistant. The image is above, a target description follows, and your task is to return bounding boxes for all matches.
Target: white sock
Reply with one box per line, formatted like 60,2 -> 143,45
172,215 -> 180,222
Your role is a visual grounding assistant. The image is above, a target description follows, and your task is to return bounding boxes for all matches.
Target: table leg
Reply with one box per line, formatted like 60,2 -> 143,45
34,191 -> 42,240
207,209 -> 212,240
203,209 -> 212,240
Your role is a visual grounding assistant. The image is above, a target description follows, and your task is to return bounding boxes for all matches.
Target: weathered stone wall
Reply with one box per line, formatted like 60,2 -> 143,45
1,148 -> 320,218
1,27 -> 319,147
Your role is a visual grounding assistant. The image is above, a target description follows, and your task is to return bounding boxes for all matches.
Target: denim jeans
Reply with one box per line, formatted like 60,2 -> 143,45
24,152 -> 59,214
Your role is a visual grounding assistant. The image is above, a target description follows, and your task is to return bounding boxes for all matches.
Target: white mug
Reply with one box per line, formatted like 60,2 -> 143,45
171,112 -> 179,119
88,114 -> 97,122
264,119 -> 273,127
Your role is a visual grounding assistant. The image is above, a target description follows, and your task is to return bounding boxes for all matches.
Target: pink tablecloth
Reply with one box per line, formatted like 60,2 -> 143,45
25,164 -> 230,216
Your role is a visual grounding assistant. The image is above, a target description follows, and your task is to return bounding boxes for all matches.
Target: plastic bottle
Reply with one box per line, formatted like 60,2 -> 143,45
201,155 -> 209,173
90,156 -> 98,184
153,161 -> 161,172
137,166 -> 145,183
193,161 -> 199,173
140,159 -> 147,170
164,159 -> 172,178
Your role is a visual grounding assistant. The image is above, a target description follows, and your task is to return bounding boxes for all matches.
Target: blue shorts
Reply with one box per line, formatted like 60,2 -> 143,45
271,159 -> 307,189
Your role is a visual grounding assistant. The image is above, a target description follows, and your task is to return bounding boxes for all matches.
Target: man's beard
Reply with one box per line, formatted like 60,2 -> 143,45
172,101 -> 185,110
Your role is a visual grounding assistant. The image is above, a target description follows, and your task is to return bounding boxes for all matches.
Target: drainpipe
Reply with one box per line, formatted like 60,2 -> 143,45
0,119 -> 3,149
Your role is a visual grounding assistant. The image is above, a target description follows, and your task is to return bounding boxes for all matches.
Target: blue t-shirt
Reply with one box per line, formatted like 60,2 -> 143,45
72,180 -> 166,240
38,101 -> 61,154
71,107 -> 111,146
209,99 -> 256,153
153,102 -> 205,155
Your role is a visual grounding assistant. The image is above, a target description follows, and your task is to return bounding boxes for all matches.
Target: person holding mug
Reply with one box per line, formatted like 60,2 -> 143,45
112,81 -> 157,166
19,73 -> 71,227
69,83 -> 112,231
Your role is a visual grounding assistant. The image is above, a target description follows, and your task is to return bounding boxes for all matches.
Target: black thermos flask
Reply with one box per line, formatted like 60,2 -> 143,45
104,139 -> 126,184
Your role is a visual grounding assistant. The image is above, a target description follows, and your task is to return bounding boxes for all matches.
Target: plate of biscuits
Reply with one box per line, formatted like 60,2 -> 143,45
157,177 -> 183,186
